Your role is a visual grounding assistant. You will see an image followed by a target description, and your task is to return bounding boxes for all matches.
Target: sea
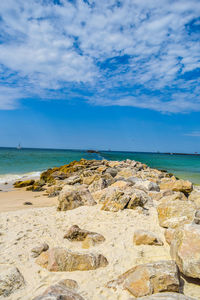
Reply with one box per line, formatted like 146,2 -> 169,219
0,147 -> 200,185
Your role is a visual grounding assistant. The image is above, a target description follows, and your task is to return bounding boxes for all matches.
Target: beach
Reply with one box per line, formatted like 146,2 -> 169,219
1,158 -> 200,299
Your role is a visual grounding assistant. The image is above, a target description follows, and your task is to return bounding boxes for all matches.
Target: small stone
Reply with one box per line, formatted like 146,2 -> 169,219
23,201 -> 33,205
193,210 -> 200,224
31,243 -> 49,258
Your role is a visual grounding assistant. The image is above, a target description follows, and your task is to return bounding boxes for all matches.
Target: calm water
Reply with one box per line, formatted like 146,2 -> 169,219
0,147 -> 200,184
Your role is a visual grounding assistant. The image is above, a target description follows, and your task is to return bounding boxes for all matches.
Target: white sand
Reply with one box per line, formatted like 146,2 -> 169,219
1,202 -> 200,300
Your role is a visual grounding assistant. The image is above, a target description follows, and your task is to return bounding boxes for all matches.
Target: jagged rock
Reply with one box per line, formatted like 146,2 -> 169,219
134,180 -> 160,192
64,225 -> 105,248
188,190 -> 200,208
0,265 -> 25,297
149,190 -> 179,201
160,179 -> 193,194
117,168 -> 135,178
110,180 -> 132,189
36,247 -> 108,271
88,178 -> 108,193
82,174 -> 101,185
193,210 -> 200,224
57,185 -> 96,211
107,260 -> 180,297
170,224 -> 200,279
14,179 -> 35,188
126,189 -> 151,209
33,280 -> 84,300
164,228 -> 175,245
157,198 -> 195,228
63,175 -> 81,185
31,243 -> 49,258
135,293 -> 195,299
133,230 -> 163,246
46,185 -> 62,197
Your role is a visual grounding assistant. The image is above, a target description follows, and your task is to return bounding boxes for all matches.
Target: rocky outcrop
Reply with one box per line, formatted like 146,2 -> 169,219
14,179 -> 35,188
160,179 -> 193,195
135,293 -> 195,299
157,197 -> 195,228
107,260 -> 180,297
33,279 -> 84,300
170,224 -> 200,279
133,230 -> 163,246
57,185 -> 96,211
0,265 -> 25,297
64,225 -> 105,248
36,247 -> 108,271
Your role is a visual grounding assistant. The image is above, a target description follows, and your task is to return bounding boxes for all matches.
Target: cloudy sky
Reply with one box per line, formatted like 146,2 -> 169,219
0,0 -> 200,151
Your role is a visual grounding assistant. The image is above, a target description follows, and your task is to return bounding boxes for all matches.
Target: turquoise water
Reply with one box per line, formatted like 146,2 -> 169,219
0,147 -> 200,184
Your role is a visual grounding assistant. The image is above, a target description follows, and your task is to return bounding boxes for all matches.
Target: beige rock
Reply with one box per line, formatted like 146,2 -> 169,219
135,292 -> 195,299
0,265 -> 25,297
149,190 -> 180,201
88,178 -> 108,193
118,168 -> 135,178
127,189 -> 151,209
157,198 -> 195,228
134,180 -> 160,192
82,174 -> 101,185
164,228 -> 175,245
64,225 -> 105,248
170,224 -> 200,279
110,180 -> 131,189
36,247 -> 108,271
31,243 -> 49,258
160,179 -> 193,194
57,185 -> 96,211
107,260 -> 180,297
133,230 -> 163,246
101,188 -> 130,212
33,280 -> 84,300
188,190 -> 200,208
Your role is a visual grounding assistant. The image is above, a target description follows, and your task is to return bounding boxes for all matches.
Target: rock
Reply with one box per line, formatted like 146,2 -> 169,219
14,179 -> 35,188
0,265 -> 25,297
31,243 -> 49,258
36,247 -> 108,271
64,225 -> 105,248
135,292 -> 195,299
33,280 -> 84,300
148,190 -> 176,201
88,178 -> 108,193
101,187 -> 130,212
170,223 -> 200,279
193,210 -> 200,224
107,260 -> 180,297
188,190 -> 200,208
164,228 -> 175,245
57,185 -> 96,211
117,168 -> 135,178
157,198 -> 195,228
160,179 -> 193,194
134,180 -> 160,192
126,189 -> 151,209
110,180 -> 131,189
104,167 -> 118,177
46,185 -> 62,197
23,201 -> 33,205
133,230 -> 163,246
63,175 -> 81,185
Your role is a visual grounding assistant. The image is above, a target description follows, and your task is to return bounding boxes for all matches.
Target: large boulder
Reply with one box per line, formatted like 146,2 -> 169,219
170,223 -> 200,279
160,179 -> 193,194
57,185 -> 96,211
64,225 -> 105,248
135,293 -> 195,299
157,197 -> 195,228
33,279 -> 84,300
188,190 -> 200,208
0,265 -> 25,297
88,178 -> 109,193
101,187 -> 150,212
134,180 -> 160,192
36,247 -> 108,271
107,260 -> 180,297
133,230 -> 163,246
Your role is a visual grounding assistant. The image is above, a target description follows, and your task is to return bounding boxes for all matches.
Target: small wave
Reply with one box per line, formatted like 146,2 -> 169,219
0,171 -> 41,184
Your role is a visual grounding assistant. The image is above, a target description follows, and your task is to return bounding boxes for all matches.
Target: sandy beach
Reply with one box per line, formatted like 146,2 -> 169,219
1,159 -> 200,300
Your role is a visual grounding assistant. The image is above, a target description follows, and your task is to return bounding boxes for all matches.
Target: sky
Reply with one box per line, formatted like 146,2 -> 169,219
0,0 -> 200,152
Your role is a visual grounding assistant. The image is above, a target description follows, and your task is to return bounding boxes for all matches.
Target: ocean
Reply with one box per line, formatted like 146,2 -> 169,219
0,147 -> 200,184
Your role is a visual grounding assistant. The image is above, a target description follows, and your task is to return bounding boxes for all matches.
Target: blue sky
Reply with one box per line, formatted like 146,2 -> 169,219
0,0 -> 200,152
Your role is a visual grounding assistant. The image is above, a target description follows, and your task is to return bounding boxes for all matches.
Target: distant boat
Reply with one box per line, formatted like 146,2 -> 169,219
17,143 -> 22,150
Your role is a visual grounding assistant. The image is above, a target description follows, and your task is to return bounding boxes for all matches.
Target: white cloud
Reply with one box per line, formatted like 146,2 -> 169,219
0,0 -> 200,112
184,131 -> 200,137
